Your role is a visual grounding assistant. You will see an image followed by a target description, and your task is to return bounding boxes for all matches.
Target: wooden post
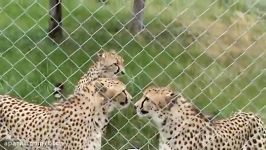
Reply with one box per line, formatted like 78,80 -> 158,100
48,0 -> 63,41
131,0 -> 145,34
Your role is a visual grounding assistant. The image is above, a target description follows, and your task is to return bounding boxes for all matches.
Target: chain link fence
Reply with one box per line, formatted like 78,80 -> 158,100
0,0 -> 266,149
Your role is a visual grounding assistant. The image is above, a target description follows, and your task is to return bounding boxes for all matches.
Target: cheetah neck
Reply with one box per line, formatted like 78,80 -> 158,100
158,101 -> 208,134
71,88 -> 108,110
74,63 -> 104,93
64,88 -> 111,128
57,91 -> 109,149
155,103 -> 209,149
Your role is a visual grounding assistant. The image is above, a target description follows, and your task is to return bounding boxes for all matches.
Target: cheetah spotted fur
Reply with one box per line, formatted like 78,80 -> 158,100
53,50 -> 125,103
134,87 -> 266,150
0,78 -> 132,150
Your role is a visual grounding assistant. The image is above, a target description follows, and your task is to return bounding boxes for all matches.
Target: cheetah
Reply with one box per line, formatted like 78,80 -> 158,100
0,77 -> 132,150
75,50 -> 125,93
134,86 -> 266,150
53,50 -> 125,103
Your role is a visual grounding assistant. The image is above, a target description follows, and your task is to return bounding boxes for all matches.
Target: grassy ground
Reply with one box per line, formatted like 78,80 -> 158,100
0,0 -> 266,149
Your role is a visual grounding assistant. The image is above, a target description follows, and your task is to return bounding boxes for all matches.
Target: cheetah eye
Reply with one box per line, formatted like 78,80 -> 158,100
144,97 -> 149,101
140,97 -> 149,109
122,90 -> 126,95
170,93 -> 175,97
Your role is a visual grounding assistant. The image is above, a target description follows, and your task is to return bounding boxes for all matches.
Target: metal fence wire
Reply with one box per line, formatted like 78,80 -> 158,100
0,0 -> 266,149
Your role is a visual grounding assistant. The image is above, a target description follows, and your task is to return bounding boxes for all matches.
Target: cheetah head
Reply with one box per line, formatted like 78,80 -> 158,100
134,87 -> 180,124
97,50 -> 125,78
93,78 -> 132,111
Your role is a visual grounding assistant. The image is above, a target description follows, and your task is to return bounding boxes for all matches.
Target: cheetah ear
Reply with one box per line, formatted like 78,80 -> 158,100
109,49 -> 116,54
98,49 -> 106,58
166,92 -> 177,101
170,92 -> 177,99
164,92 -> 177,110
95,82 -> 107,93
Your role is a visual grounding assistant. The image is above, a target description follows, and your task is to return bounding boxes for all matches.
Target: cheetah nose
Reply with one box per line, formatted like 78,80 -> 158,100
121,70 -> 125,75
120,98 -> 128,106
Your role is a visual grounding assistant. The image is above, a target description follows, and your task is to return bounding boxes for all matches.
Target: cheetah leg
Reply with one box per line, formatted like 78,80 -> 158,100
0,121 -> 11,141
242,132 -> 266,150
84,132 -> 102,150
0,122 -> 13,150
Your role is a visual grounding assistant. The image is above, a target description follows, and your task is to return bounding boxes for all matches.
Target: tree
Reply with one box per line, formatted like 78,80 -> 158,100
48,0 -> 63,41
131,0 -> 145,34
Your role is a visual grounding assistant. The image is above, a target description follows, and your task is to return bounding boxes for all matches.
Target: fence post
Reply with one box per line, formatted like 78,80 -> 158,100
131,0 -> 145,34
48,0 -> 63,41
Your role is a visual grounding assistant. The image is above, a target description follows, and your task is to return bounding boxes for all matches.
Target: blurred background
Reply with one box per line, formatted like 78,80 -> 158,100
0,0 -> 265,149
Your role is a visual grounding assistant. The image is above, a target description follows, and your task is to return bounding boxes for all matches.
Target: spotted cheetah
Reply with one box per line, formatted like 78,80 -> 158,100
0,77 -> 132,150
134,86 -> 266,150
75,50 -> 125,93
53,50 -> 125,103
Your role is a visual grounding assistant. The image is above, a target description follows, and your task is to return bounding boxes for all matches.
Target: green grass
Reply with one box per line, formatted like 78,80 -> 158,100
0,0 -> 266,149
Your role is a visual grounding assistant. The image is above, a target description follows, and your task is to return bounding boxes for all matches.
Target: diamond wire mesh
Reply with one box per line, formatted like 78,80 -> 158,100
0,0 -> 266,149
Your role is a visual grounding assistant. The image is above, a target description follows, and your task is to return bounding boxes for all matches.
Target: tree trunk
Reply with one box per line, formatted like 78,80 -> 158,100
48,0 -> 63,41
131,0 -> 145,34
